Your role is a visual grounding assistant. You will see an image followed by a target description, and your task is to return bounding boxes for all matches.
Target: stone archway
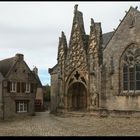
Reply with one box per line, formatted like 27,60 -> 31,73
67,82 -> 87,111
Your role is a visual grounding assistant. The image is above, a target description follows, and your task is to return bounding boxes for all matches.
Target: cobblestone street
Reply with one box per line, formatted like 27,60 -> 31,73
0,111 -> 140,136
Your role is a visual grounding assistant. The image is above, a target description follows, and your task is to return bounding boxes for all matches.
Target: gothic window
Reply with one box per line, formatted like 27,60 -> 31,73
136,65 -> 140,90
123,64 -> 138,91
123,65 -> 128,90
22,82 -> 26,93
121,44 -> 140,94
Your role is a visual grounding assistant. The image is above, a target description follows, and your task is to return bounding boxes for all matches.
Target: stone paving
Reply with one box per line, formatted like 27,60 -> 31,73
0,111 -> 140,136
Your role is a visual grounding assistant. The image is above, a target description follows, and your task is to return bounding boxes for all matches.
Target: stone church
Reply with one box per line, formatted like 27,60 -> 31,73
49,5 -> 140,117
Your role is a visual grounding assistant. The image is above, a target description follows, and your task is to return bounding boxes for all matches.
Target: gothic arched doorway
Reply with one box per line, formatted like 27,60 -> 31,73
67,82 -> 87,111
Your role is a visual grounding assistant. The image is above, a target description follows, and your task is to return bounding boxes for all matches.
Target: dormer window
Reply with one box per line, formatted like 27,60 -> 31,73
11,82 -> 17,93
25,83 -> 30,93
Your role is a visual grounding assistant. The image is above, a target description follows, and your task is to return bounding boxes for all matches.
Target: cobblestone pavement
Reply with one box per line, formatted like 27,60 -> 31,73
0,111 -> 140,136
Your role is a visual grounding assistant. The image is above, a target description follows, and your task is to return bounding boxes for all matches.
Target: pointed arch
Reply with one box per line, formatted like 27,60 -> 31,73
67,82 -> 87,111
119,43 -> 140,95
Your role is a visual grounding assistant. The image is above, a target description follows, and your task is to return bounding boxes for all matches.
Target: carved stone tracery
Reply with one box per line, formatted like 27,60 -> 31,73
120,44 -> 140,94
122,45 -> 140,66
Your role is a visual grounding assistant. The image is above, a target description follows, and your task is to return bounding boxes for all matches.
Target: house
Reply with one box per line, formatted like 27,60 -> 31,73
0,53 -> 39,120
33,67 -> 44,111
49,5 -> 140,117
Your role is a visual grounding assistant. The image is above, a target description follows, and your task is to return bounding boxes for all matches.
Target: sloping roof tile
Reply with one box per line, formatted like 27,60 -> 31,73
102,31 -> 114,48
0,57 -> 17,77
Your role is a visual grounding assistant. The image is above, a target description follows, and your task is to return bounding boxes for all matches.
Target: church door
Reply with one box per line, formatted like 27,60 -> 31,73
68,82 -> 87,111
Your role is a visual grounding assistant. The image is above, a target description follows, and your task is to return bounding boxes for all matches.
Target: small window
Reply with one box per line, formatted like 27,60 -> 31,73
11,82 -> 17,93
25,83 -> 30,93
16,101 -> 28,113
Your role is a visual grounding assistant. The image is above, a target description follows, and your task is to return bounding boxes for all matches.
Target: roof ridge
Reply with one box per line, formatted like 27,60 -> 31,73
103,6 -> 138,50
103,31 -> 114,35
0,56 -> 15,62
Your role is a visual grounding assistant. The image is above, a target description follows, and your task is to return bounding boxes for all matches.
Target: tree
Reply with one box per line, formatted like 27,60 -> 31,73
43,84 -> 50,102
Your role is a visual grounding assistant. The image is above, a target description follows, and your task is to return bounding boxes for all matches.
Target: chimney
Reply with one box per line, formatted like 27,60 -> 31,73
33,66 -> 38,75
15,53 -> 24,61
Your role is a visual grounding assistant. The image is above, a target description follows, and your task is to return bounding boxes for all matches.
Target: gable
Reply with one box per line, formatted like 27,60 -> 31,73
104,7 -> 140,52
103,7 -> 140,69
102,31 -> 114,49
0,54 -> 37,84
7,59 -> 37,83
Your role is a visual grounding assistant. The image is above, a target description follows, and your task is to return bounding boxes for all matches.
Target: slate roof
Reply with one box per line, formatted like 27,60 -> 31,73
0,57 -> 17,77
0,54 -> 43,88
48,64 -> 58,75
32,72 -> 43,87
102,7 -> 140,50
102,31 -> 114,48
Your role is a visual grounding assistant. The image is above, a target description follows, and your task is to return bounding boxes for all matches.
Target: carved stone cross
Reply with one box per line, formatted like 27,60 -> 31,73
74,71 -> 80,80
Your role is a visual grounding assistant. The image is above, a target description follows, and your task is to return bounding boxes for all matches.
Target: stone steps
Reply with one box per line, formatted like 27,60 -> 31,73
57,111 -> 100,117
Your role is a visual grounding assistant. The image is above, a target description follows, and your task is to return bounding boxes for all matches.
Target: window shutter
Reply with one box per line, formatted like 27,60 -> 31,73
27,101 -> 29,112
15,101 -> 18,112
35,84 -> 38,94
7,81 -> 11,93
22,82 -> 26,93
31,83 -> 34,93
17,82 -> 20,93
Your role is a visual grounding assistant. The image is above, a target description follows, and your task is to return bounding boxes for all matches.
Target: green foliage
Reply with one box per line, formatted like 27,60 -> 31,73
44,84 -> 50,102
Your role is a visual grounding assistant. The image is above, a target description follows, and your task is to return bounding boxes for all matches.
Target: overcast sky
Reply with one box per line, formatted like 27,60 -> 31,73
0,2 -> 140,85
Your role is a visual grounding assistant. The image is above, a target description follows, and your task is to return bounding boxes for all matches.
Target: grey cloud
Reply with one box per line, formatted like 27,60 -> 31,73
0,2 -> 140,85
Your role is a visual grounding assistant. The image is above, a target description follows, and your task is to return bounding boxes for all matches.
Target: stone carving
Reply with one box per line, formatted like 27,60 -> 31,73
129,11 -> 136,28
122,44 -> 140,66
74,71 -> 80,80
58,95 -> 64,108
91,93 -> 97,106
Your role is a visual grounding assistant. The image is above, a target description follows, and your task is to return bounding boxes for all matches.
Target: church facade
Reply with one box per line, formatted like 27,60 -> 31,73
49,5 -> 140,117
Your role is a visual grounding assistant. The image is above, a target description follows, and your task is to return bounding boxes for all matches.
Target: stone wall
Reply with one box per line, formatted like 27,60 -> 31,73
50,73 -> 58,113
103,7 -> 140,111
3,97 -> 35,119
0,81 -> 3,119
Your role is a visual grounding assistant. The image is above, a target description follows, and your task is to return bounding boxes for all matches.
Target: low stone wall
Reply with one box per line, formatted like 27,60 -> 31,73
55,108 -> 140,118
